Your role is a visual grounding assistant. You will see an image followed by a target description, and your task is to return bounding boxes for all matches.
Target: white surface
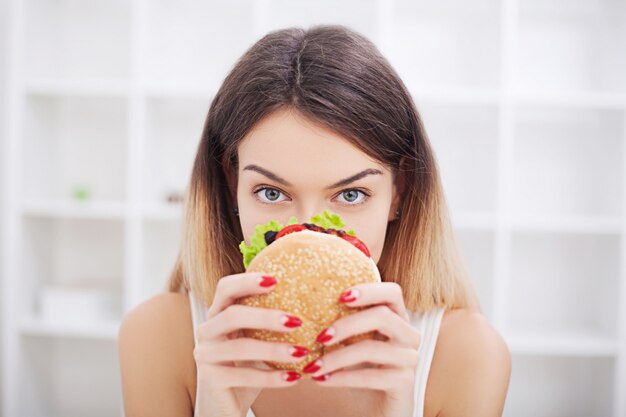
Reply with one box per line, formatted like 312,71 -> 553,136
38,284 -> 120,324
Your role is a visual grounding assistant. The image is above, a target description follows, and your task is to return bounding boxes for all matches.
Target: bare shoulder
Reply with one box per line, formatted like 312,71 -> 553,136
118,292 -> 196,417
426,308 -> 512,417
120,292 -> 192,333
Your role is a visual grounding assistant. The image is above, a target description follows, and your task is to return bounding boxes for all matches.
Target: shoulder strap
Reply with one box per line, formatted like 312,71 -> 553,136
412,307 -> 446,417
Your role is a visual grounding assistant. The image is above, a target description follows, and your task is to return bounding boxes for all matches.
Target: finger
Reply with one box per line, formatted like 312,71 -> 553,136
198,304 -> 303,341
310,367 -> 414,391
194,338 -> 310,365
318,305 -> 420,349
302,340 -> 418,377
199,364 -> 302,388
338,282 -> 410,322
207,272 -> 278,318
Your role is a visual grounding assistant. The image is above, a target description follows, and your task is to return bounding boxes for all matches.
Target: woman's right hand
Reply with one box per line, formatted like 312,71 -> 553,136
193,272 -> 309,417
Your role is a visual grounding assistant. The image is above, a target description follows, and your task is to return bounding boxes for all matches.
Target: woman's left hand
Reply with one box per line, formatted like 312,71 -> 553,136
303,282 -> 421,417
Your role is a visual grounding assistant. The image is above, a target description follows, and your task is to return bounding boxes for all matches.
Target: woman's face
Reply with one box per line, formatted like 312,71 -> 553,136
231,107 -> 401,264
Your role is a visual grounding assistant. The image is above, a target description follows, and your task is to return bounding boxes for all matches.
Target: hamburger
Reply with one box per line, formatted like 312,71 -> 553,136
237,210 -> 381,377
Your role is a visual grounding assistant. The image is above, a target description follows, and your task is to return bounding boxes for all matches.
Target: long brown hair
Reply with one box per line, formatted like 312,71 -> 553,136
167,24 -> 482,314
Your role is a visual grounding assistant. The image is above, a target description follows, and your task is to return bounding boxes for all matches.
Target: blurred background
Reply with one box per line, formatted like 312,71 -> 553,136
1,0 -> 626,416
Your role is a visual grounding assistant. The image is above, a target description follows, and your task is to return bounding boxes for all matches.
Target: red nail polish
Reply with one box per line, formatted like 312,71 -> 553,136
259,276 -> 276,287
283,371 -> 301,382
316,327 -> 335,343
281,315 -> 302,328
339,289 -> 358,303
303,359 -> 322,374
312,373 -> 331,382
289,345 -> 309,358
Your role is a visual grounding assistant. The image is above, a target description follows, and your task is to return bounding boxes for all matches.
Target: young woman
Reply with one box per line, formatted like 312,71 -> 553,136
119,25 -> 511,417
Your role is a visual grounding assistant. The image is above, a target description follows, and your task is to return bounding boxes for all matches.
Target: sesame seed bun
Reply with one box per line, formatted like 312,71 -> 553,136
235,229 -> 381,377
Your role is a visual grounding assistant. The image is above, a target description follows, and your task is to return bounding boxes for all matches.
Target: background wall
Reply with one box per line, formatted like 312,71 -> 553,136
1,1 -> 626,417
0,0 -> 10,414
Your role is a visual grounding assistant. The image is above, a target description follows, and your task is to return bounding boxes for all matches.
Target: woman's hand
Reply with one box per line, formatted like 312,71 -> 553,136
302,282 -> 420,417
193,272 -> 309,417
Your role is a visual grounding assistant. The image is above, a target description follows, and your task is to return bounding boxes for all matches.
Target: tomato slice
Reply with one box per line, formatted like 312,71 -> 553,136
339,235 -> 371,258
275,224 -> 307,240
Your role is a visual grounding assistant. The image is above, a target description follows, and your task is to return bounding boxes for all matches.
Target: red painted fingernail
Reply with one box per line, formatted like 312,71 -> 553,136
302,359 -> 322,374
259,275 -> 277,287
289,345 -> 309,358
283,371 -> 301,382
339,289 -> 359,303
312,373 -> 331,382
281,314 -> 302,328
316,327 -> 335,343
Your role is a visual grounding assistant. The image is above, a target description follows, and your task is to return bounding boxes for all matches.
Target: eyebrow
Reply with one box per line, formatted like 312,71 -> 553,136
242,164 -> 383,189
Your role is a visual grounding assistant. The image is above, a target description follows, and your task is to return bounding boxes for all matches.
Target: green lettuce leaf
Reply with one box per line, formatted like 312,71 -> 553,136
308,210 -> 357,236
238,210 -> 357,268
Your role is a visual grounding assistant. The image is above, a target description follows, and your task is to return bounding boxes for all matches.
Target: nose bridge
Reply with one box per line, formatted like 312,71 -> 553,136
296,209 -> 321,223
294,199 -> 327,222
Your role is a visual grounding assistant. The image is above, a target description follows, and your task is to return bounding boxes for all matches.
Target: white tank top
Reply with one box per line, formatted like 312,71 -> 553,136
188,290 -> 445,417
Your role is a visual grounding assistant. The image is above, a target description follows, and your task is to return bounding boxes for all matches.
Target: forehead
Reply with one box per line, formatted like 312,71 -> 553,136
238,108 -> 388,179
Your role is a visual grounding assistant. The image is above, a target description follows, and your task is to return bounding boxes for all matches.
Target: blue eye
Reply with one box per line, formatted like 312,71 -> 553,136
254,187 -> 288,204
336,189 -> 368,205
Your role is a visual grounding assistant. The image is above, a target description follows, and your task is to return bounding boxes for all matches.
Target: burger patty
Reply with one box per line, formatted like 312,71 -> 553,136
264,223 -> 346,246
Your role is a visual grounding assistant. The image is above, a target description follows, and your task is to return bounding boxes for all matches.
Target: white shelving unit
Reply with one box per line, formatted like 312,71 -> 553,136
2,0 -> 625,416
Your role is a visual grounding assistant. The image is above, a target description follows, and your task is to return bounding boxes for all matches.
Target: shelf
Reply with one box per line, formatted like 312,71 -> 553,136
388,0 -> 501,91
23,0 -> 130,82
516,0 -> 626,94
21,217 -> 125,320
412,88 -> 626,110
508,231 -> 620,338
142,80 -> 216,100
22,95 -> 128,202
141,203 -> 183,221
513,89 -> 626,110
23,78 -> 129,98
511,105 -> 624,218
140,220 -> 183,300
419,103 -> 499,214
455,229 -> 495,321
21,199 -> 128,220
510,214 -> 623,234
503,355 -> 614,417
411,86 -> 500,106
450,212 -> 497,230
505,331 -> 618,357
142,97 -> 206,205
142,0 -> 257,88
19,337 -> 123,417
20,317 -> 119,340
